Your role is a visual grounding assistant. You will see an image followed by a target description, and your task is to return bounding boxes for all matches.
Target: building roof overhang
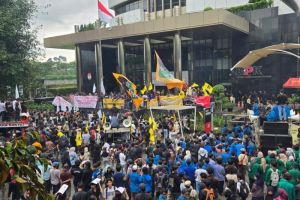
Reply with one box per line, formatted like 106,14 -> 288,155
44,9 -> 249,49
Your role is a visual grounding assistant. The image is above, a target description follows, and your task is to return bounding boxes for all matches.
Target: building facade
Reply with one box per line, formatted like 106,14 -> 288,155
44,0 -> 300,94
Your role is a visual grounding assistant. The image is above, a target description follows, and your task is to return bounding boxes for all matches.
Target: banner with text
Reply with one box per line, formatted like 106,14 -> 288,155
73,96 -> 98,109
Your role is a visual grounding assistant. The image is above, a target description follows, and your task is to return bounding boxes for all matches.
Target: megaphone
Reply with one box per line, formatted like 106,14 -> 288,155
103,122 -> 111,131
123,119 -> 132,128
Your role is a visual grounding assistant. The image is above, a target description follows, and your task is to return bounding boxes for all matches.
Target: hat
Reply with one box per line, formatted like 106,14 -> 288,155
184,180 -> 191,187
116,187 -> 125,193
241,148 -> 246,152
52,162 -> 59,167
132,165 -> 138,171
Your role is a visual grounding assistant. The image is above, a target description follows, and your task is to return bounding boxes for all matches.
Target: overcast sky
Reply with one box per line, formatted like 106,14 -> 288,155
34,0 -> 98,62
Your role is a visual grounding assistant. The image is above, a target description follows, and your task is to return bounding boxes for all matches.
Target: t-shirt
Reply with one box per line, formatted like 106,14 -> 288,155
72,191 -> 88,200
119,152 -> 126,165
105,187 -> 116,200
50,168 -> 60,185
60,170 -> 72,187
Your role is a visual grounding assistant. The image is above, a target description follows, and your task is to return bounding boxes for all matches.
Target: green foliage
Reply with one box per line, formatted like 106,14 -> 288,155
212,84 -> 232,112
227,0 -> 272,13
79,23 -> 96,32
0,133 -> 53,199
48,87 -> 77,96
288,95 -> 299,104
0,0 -> 41,98
204,7 -> 213,11
25,102 -> 54,112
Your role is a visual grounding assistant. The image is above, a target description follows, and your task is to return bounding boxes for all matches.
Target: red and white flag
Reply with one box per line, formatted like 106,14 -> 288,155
98,0 -> 115,24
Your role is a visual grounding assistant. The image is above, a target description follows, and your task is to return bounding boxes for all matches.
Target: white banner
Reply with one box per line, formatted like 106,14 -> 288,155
73,96 -> 98,109
52,96 -> 72,112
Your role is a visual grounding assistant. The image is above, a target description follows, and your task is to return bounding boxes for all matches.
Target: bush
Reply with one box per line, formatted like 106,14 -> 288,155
227,0 -> 271,13
204,7 -> 213,11
48,87 -> 77,96
25,102 -> 54,112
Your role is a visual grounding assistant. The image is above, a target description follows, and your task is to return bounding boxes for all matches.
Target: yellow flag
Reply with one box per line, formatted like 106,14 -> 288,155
202,82 -> 213,96
148,83 -> 153,91
57,131 -> 64,137
191,83 -> 199,88
96,123 -> 100,132
102,112 -> 106,124
84,123 -> 89,133
75,131 -> 82,147
179,90 -> 185,99
149,128 -> 155,143
141,85 -> 147,95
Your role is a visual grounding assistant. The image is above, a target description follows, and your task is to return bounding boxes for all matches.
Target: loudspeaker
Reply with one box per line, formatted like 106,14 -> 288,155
263,122 -> 289,135
260,134 -> 292,151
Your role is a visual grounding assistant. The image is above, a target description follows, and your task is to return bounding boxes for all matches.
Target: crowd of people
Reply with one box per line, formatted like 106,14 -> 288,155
0,90 -> 299,200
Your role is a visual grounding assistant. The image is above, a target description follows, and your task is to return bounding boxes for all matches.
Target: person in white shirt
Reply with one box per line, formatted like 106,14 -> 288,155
119,149 -> 126,173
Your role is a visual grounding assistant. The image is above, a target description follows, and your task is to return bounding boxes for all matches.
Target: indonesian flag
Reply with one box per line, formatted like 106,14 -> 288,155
98,0 -> 115,24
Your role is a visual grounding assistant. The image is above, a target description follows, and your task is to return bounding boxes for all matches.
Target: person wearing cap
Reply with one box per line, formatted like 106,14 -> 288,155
129,165 -> 142,199
87,181 -> 101,200
50,162 -> 61,194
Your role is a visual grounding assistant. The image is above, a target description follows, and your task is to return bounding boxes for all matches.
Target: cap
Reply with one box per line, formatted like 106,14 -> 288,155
184,180 -> 191,187
132,165 -> 138,171
53,162 -> 59,167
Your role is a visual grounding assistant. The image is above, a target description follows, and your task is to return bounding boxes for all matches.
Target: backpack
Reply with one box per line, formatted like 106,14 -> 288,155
204,188 -> 214,200
270,168 -> 279,186
238,181 -> 249,199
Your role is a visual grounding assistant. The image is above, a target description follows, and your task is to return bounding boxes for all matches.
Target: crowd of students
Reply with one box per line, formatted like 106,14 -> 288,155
0,90 -> 299,200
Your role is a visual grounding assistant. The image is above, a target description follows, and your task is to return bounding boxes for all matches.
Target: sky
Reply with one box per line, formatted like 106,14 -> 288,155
34,0 -> 98,62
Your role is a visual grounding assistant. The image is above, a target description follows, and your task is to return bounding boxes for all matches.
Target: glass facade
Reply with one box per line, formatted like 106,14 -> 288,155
78,7 -> 300,94
115,0 -> 147,15
115,0 -> 187,15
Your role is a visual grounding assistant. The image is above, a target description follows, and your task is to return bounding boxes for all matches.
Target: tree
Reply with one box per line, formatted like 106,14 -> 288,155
0,0 -> 41,99
0,132 -> 53,199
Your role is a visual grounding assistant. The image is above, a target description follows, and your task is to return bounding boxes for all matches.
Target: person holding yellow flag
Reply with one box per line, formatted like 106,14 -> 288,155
148,116 -> 157,144
75,128 -> 82,148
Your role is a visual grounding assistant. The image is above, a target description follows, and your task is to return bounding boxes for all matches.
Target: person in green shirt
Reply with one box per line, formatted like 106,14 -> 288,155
293,144 -> 300,160
265,161 -> 281,198
278,172 -> 296,200
286,156 -> 296,171
288,164 -> 300,186
249,157 -> 263,188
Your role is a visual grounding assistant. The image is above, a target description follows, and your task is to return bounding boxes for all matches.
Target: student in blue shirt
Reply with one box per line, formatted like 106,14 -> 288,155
129,165 -> 142,199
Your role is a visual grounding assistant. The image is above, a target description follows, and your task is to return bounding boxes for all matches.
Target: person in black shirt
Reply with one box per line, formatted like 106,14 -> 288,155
71,160 -> 83,192
168,167 -> 182,200
82,161 -> 93,192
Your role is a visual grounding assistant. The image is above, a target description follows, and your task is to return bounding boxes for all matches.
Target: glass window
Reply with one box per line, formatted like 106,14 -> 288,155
173,0 -> 179,7
165,0 -> 171,9
157,0 -> 162,11
181,0 -> 186,6
150,0 -> 155,12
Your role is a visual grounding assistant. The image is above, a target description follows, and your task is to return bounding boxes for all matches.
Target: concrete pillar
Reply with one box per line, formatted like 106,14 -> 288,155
144,36 -> 152,85
188,45 -> 194,84
117,40 -> 125,74
162,0 -> 165,18
173,32 -> 182,79
75,45 -> 83,92
95,41 -> 103,94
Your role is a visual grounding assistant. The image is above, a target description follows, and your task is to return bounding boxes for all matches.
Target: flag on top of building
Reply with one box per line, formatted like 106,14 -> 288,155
98,0 -> 115,24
